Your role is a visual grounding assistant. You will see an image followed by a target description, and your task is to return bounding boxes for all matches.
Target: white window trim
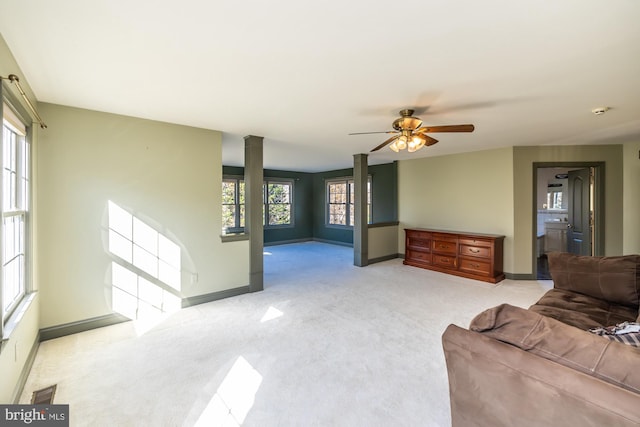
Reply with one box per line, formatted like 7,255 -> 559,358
325,176 -> 371,228
264,178 -> 294,229
221,176 -> 295,235
1,94 -> 33,343
222,176 -> 245,233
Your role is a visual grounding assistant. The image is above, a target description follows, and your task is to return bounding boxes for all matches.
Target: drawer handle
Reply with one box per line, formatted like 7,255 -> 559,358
439,244 -> 449,249
469,248 -> 480,253
470,263 -> 480,268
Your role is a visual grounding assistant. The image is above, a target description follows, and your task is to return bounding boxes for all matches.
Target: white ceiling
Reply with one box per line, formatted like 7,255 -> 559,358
1,1 -> 639,172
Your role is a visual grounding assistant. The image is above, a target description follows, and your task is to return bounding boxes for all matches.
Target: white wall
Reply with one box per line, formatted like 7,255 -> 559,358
37,103 -> 249,328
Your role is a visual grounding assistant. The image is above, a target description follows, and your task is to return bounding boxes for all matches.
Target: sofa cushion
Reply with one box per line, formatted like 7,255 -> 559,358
547,252 -> 640,309
469,304 -> 640,394
529,288 -> 638,329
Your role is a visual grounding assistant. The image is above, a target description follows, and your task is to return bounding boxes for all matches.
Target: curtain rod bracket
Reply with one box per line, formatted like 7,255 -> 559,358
1,73 -> 47,129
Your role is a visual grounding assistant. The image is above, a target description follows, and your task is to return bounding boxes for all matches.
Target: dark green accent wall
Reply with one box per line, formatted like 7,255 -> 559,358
312,167 -> 355,244
223,166 -> 314,243
264,169 -> 314,242
223,166 -> 244,176
311,162 -> 398,244
222,162 -> 397,245
370,162 -> 398,223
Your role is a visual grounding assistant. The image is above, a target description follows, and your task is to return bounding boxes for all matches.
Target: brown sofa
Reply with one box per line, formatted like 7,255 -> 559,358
442,252 -> 640,427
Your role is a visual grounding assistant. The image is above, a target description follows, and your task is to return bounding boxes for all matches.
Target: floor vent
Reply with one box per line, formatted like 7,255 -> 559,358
31,384 -> 57,404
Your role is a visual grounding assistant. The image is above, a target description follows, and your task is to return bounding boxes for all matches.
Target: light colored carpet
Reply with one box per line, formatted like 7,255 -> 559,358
20,242 -> 552,426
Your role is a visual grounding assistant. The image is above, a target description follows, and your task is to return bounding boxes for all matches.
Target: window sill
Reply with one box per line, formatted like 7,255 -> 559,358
325,223 -> 374,230
325,224 -> 353,230
265,224 -> 294,230
221,233 -> 250,243
368,221 -> 399,229
1,292 -> 37,350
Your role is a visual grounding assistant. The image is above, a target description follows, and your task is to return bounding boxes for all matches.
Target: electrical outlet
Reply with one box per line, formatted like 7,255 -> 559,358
191,273 -> 199,284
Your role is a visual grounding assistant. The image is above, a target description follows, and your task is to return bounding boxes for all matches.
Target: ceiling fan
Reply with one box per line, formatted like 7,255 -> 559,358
349,109 -> 475,153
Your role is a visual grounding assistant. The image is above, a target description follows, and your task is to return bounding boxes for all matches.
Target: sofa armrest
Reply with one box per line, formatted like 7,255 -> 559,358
442,324 -> 640,427
469,304 -> 640,393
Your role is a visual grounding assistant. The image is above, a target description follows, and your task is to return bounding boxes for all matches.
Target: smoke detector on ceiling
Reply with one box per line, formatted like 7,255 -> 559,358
591,107 -> 609,116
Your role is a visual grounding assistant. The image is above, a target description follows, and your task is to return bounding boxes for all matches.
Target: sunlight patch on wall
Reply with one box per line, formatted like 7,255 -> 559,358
111,262 -> 181,320
108,201 -> 182,321
195,356 -> 263,426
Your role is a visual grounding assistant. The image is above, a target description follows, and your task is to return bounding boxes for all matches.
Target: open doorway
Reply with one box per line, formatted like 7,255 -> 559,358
533,163 -> 605,279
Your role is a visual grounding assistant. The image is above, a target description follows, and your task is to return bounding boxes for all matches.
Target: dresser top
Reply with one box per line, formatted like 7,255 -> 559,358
405,228 -> 505,239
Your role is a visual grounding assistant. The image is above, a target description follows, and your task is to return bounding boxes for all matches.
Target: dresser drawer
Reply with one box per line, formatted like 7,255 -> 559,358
459,237 -> 492,247
459,258 -> 491,276
432,240 -> 457,255
407,237 -> 431,251
433,254 -> 457,269
459,244 -> 491,259
407,230 -> 432,240
406,249 -> 431,264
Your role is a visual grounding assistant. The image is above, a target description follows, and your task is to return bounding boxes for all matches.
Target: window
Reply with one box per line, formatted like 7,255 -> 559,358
326,177 -> 371,227
2,103 -> 29,322
221,177 -> 293,233
547,190 -> 563,210
265,181 -> 292,226
222,178 -> 245,232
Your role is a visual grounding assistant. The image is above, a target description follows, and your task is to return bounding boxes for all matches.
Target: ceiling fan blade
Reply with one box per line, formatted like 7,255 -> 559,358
417,124 -> 475,133
424,135 -> 439,146
371,135 -> 398,152
348,130 -> 397,135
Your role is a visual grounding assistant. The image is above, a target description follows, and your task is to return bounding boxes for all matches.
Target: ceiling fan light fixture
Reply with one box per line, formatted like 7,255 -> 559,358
355,109 -> 474,153
404,117 -> 422,131
393,117 -> 422,131
412,134 -> 427,150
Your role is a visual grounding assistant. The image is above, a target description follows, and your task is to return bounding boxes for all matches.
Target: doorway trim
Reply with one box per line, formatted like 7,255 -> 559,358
532,162 -> 605,279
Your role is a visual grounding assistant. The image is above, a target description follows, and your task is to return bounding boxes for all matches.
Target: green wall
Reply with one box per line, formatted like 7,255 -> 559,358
37,103 -> 249,329
623,141 -> 640,254
398,148 -> 515,270
225,162 -> 398,246
264,169 -> 314,243
312,167 -> 356,244
0,34 -> 41,403
397,144 -> 629,277
312,163 -> 398,245
370,162 -> 399,223
223,166 -> 314,243
512,145 -> 624,273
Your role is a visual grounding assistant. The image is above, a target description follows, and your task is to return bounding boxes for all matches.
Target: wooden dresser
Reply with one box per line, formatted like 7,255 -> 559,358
404,228 -> 505,283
